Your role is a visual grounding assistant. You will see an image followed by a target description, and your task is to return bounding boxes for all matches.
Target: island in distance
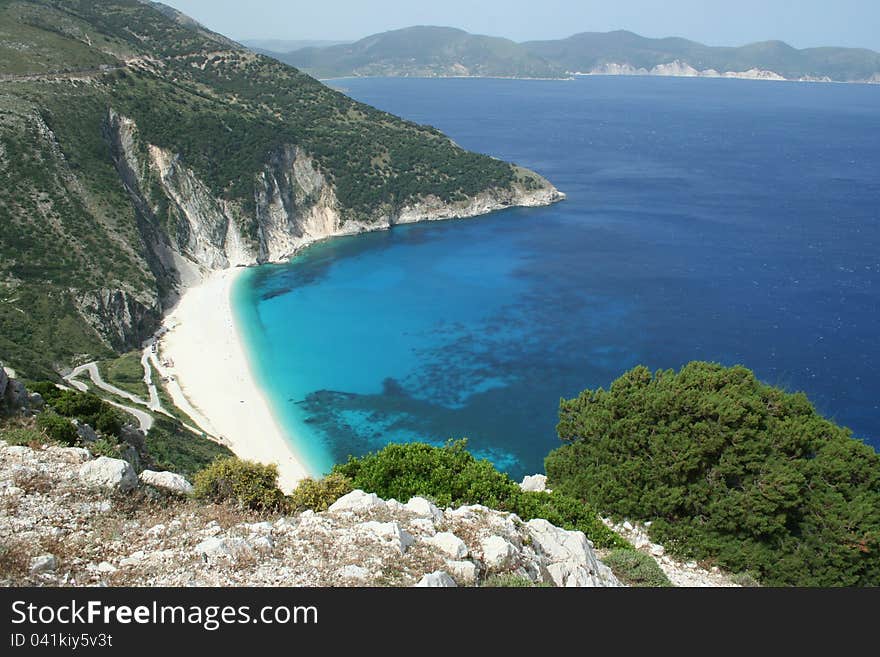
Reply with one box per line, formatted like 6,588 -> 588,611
248,25 -> 880,83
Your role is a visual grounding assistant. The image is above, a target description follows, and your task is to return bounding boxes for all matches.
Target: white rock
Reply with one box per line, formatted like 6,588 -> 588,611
384,499 -> 406,512
445,504 -> 489,520
46,446 -> 91,463
650,544 -> 665,557
481,535 -> 516,569
5,446 -> 32,458
145,523 -> 166,538
338,565 -> 369,581
526,519 -> 592,567
328,489 -> 386,513
415,571 -> 457,587
139,470 -> 193,495
97,561 -> 117,574
408,518 -> 437,536
426,532 -> 468,559
243,521 -> 273,535
78,457 -> 137,492
194,537 -> 253,561
445,560 -> 478,585
405,496 -> 443,522
250,536 -> 274,552
622,520 -> 634,532
119,550 -> 146,567
358,521 -> 414,554
30,554 -> 57,574
519,474 -> 548,492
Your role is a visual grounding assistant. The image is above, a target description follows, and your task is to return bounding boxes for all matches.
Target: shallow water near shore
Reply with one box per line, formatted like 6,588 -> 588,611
234,76 -> 880,479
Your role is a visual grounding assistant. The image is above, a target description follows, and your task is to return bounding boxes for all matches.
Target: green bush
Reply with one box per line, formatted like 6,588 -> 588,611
333,440 -> 515,508
1,427 -> 46,447
546,361 -> 880,587
193,457 -> 287,511
334,440 -> 623,548
602,549 -> 672,587
47,390 -> 124,438
289,473 -> 353,512
35,412 -> 77,446
730,572 -> 762,587
89,437 -> 120,458
145,416 -> 234,477
28,381 -> 63,404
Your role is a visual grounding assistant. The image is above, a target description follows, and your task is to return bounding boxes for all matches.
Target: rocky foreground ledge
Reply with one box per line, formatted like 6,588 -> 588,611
0,442 -> 618,587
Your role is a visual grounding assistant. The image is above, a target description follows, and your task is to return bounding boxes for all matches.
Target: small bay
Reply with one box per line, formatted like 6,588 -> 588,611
234,76 -> 880,479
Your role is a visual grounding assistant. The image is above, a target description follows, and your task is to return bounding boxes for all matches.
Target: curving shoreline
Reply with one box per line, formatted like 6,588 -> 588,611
153,185 -> 566,492
157,268 -> 312,492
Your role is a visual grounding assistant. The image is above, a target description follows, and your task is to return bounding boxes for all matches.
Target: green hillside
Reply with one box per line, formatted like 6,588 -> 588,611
0,1 -> 555,379
278,26 -> 565,79
525,30 -> 880,80
267,25 -> 880,82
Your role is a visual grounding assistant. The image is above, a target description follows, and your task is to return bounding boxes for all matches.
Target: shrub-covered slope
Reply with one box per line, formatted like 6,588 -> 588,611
545,362 -> 880,586
0,0 -> 559,378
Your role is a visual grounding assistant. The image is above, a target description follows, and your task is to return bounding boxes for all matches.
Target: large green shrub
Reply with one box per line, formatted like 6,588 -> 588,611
602,549 -> 672,587
545,361 -> 880,586
48,390 -> 125,438
334,440 -> 624,548
333,440 -> 515,509
35,412 -> 77,446
193,457 -> 287,511
289,473 -> 354,513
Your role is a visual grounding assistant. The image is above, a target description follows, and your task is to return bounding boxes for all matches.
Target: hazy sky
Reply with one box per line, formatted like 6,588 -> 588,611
162,0 -> 880,50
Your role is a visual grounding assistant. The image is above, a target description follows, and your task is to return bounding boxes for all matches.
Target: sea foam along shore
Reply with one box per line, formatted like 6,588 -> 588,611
157,267 -> 311,493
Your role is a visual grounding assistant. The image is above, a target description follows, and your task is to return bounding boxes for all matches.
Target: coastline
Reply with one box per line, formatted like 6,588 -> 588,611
157,267 -> 311,493
150,185 -> 565,493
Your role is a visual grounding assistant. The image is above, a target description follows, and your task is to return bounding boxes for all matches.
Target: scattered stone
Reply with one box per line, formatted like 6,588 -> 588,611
30,554 -> 57,575
426,532 -> 468,559
78,457 -> 137,491
139,470 -> 193,495
97,561 -> 117,574
28,392 -> 44,410
415,571 -> 457,587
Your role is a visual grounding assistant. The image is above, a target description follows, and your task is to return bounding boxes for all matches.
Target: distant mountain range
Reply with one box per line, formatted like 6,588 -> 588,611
260,26 -> 880,83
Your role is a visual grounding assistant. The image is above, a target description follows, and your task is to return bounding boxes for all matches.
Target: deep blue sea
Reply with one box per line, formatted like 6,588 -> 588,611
234,76 -> 880,479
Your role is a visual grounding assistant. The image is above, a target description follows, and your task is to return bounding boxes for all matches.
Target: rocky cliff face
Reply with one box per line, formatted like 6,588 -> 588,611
104,109 -> 563,328
0,441 -> 615,587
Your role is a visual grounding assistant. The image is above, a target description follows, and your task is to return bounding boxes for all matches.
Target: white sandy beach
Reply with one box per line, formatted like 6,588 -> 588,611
157,268 -> 310,492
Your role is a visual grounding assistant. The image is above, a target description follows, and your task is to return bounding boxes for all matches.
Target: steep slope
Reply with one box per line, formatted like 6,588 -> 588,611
279,26 -> 565,79
524,30 -> 880,81
0,1 -> 562,379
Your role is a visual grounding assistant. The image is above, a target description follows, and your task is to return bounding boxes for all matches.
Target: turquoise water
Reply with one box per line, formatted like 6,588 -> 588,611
234,76 -> 880,479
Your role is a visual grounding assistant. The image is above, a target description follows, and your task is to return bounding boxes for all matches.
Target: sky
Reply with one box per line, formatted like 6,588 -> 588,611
161,0 -> 880,51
